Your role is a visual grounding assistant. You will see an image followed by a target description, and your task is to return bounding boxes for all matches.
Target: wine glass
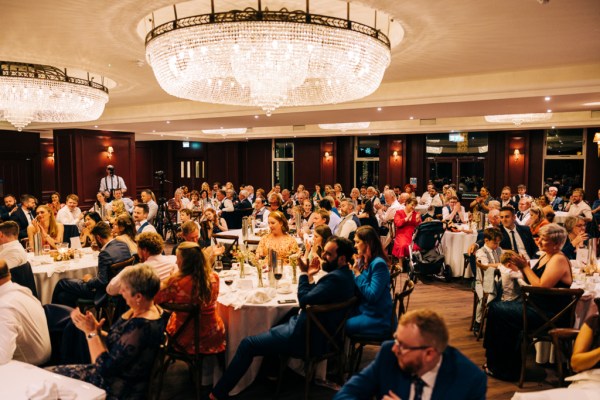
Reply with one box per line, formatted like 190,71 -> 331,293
42,244 -> 51,255
214,259 -> 224,274
274,259 -> 283,287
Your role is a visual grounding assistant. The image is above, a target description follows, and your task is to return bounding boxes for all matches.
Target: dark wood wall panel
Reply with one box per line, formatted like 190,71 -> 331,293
584,127 -> 600,202
335,137 -> 353,192
528,130 -> 546,197
54,129 -> 135,209
240,140 -> 272,191
381,135 -> 405,188
0,130 -> 41,199
40,138 -> 56,202
504,133 -> 528,194
135,141 -> 174,199
320,139 -> 336,187
293,138 -> 322,193
405,135 -> 426,193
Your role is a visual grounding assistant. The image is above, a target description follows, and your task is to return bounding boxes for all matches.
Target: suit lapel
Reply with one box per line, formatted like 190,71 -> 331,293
431,349 -> 456,400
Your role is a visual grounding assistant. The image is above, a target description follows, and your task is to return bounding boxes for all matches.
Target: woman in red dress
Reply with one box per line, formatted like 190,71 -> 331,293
155,241 -> 226,354
392,198 -> 421,259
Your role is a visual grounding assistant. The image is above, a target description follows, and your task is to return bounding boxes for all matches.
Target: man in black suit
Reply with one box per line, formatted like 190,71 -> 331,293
234,189 -> 252,210
0,194 -> 18,222
335,309 -> 486,400
51,223 -> 131,307
498,206 -> 538,259
498,186 -> 518,209
10,194 -> 37,240
210,236 -> 356,399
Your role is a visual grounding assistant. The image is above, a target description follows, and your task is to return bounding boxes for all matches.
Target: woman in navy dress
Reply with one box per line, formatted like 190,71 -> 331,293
346,225 -> 393,336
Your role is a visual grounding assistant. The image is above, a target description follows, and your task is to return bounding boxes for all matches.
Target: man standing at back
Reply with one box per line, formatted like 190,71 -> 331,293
210,236 -> 356,400
335,309 -> 486,400
99,165 -> 127,201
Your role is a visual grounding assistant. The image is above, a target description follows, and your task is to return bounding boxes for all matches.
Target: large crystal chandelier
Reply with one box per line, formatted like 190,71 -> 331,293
144,1 -> 392,116
0,61 -> 109,131
319,122 -> 370,131
484,113 -> 552,126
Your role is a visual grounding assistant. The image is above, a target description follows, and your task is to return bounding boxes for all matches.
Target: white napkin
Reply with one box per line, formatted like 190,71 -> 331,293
246,288 -> 277,304
26,380 -> 59,400
47,262 -> 69,278
218,291 -> 247,310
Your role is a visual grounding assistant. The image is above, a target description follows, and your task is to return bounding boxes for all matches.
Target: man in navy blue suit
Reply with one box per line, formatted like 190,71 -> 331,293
10,194 -> 37,240
210,236 -> 356,399
51,222 -> 131,307
335,309 -> 486,400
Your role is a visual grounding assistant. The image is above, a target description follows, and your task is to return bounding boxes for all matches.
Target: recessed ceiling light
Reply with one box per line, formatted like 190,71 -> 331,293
152,130 -> 156,133
166,120 -> 171,124
160,134 -> 164,137
94,125 -> 98,128
107,64 -> 111,67
254,115 -> 259,119
546,109 -> 552,113
377,107 -> 382,111
409,116 -> 414,120
544,96 -> 551,101
551,126 -> 556,129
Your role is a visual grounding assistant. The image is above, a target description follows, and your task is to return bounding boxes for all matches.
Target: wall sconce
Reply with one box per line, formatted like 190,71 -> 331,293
392,150 -> 399,161
324,151 -> 332,161
594,132 -> 600,157
48,152 -> 54,162
106,146 -> 114,159
513,149 -> 521,161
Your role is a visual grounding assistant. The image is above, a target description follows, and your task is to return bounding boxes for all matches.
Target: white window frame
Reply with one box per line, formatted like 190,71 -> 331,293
272,139 -> 294,189
354,135 -> 380,188
541,129 -> 586,193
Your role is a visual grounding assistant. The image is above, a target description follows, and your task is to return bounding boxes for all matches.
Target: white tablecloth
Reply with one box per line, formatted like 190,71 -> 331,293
215,267 -> 299,395
415,205 -> 429,215
214,228 -> 303,247
553,211 -> 569,225
0,360 -> 105,399
29,251 -> 99,305
441,230 -> 478,278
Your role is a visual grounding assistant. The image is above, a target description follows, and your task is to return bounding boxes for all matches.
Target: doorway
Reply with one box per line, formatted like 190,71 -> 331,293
426,157 -> 485,200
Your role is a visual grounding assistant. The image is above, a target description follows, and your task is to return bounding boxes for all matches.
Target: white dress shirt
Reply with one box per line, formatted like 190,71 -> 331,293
566,201 -> 593,220
420,192 -> 443,208
335,213 -> 358,239
442,205 -> 467,223
106,254 -> 177,296
378,200 -> 401,226
0,281 -> 51,366
328,211 -> 341,234
146,200 -> 159,224
135,219 -> 157,235
516,210 -> 531,226
99,175 -> 127,195
0,240 -> 28,269
56,206 -> 82,225
505,226 -> 530,259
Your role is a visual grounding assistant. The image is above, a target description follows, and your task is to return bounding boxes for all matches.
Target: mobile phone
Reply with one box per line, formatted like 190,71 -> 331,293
277,299 -> 297,304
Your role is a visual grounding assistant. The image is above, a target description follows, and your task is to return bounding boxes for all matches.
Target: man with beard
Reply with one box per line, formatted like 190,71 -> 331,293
10,194 -> 37,240
210,236 -> 356,400
1,194 -> 18,221
335,309 -> 486,400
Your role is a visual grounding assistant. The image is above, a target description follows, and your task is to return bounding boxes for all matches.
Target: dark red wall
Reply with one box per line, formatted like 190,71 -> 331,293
0,130 -> 41,200
40,138 -> 56,202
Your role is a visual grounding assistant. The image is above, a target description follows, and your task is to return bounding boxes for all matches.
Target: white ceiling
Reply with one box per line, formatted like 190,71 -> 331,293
1,0 -> 599,141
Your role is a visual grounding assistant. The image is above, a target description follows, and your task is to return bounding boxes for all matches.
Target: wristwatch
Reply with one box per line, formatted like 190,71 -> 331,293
87,332 -> 98,340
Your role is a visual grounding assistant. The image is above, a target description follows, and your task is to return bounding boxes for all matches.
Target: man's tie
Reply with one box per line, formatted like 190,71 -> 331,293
510,230 -> 518,252
412,375 -> 426,400
28,212 -> 34,223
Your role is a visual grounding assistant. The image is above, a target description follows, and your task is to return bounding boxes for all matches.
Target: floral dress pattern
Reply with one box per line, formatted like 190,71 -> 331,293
256,233 -> 300,263
49,313 -> 167,400
154,272 -> 226,354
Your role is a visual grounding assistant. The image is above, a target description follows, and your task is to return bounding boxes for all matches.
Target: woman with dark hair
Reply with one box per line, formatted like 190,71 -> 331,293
90,192 -> 110,221
358,199 -> 379,230
346,225 -> 392,336
312,183 -> 325,205
305,224 -> 332,269
155,241 -> 226,355
50,264 -> 167,399
47,192 -> 64,216
112,214 -> 137,255
80,212 -> 102,247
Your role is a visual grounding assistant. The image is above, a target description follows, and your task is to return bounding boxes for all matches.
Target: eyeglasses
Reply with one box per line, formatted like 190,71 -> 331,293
393,335 -> 432,354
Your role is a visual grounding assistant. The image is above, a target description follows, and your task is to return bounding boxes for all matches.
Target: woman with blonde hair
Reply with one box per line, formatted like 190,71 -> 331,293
155,241 -> 226,355
109,199 -> 128,225
529,206 -> 549,238
256,211 -> 299,263
28,204 -> 64,249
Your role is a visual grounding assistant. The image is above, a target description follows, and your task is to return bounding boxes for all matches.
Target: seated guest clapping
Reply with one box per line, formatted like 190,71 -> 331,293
49,264 -> 167,399
335,309 -> 486,400
256,211 -> 299,263
106,232 -> 177,296
52,223 -> 131,307
28,204 -> 64,250
210,236 -> 356,400
154,242 -> 226,355
0,260 -> 51,365
346,225 -> 392,336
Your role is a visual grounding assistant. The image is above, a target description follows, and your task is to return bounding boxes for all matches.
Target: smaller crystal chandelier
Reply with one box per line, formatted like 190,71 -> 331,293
484,113 -> 552,126
0,61 -> 109,131
202,128 -> 247,135
319,122 -> 371,131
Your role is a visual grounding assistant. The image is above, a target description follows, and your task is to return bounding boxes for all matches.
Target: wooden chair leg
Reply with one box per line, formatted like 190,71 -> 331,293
470,291 -> 477,331
519,340 -> 528,388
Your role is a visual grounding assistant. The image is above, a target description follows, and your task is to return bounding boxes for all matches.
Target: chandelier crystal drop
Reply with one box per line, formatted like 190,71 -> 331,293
0,61 -> 109,131
484,113 -> 552,126
202,127 -> 247,135
145,4 -> 392,116
319,122 -> 370,131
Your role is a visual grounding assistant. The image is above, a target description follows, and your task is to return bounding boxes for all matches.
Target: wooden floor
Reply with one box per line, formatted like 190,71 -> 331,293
160,273 -> 559,399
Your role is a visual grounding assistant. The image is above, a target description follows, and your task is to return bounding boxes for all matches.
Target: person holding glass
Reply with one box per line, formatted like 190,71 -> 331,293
155,241 -> 226,355
256,211 -> 299,264
346,225 -> 392,336
46,192 -> 64,217
80,212 -> 102,248
562,216 -> 588,260
28,205 -> 64,250
304,224 -> 332,271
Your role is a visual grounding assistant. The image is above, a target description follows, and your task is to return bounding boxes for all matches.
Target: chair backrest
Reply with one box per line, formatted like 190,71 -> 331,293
212,234 -> 239,258
146,331 -> 169,400
160,302 -> 200,354
109,256 -> 136,279
521,286 -> 584,341
394,280 -> 415,322
389,265 -> 402,297
305,296 -> 357,359
10,261 -> 38,298
549,327 -> 580,386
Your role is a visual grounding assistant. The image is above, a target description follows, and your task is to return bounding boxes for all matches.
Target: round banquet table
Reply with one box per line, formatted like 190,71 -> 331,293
440,229 -> 478,278
0,360 -> 106,400
553,211 -> 569,225
29,250 -> 99,305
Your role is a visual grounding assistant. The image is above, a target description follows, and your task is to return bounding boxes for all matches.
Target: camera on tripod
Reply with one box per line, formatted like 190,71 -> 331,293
154,170 -> 165,184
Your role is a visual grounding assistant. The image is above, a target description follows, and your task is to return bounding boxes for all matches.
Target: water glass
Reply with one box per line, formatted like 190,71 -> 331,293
214,259 -> 224,273
42,245 -> 51,255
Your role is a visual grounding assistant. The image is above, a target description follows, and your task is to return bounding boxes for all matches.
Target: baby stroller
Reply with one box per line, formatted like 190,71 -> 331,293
408,220 -> 450,282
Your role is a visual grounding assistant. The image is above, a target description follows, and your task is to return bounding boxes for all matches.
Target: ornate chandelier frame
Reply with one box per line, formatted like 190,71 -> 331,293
144,0 -> 392,116
0,61 -> 109,131
484,112 -> 552,126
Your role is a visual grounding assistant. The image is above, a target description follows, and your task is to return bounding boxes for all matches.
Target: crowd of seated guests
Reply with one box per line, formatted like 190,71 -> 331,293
1,179 -> 598,399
